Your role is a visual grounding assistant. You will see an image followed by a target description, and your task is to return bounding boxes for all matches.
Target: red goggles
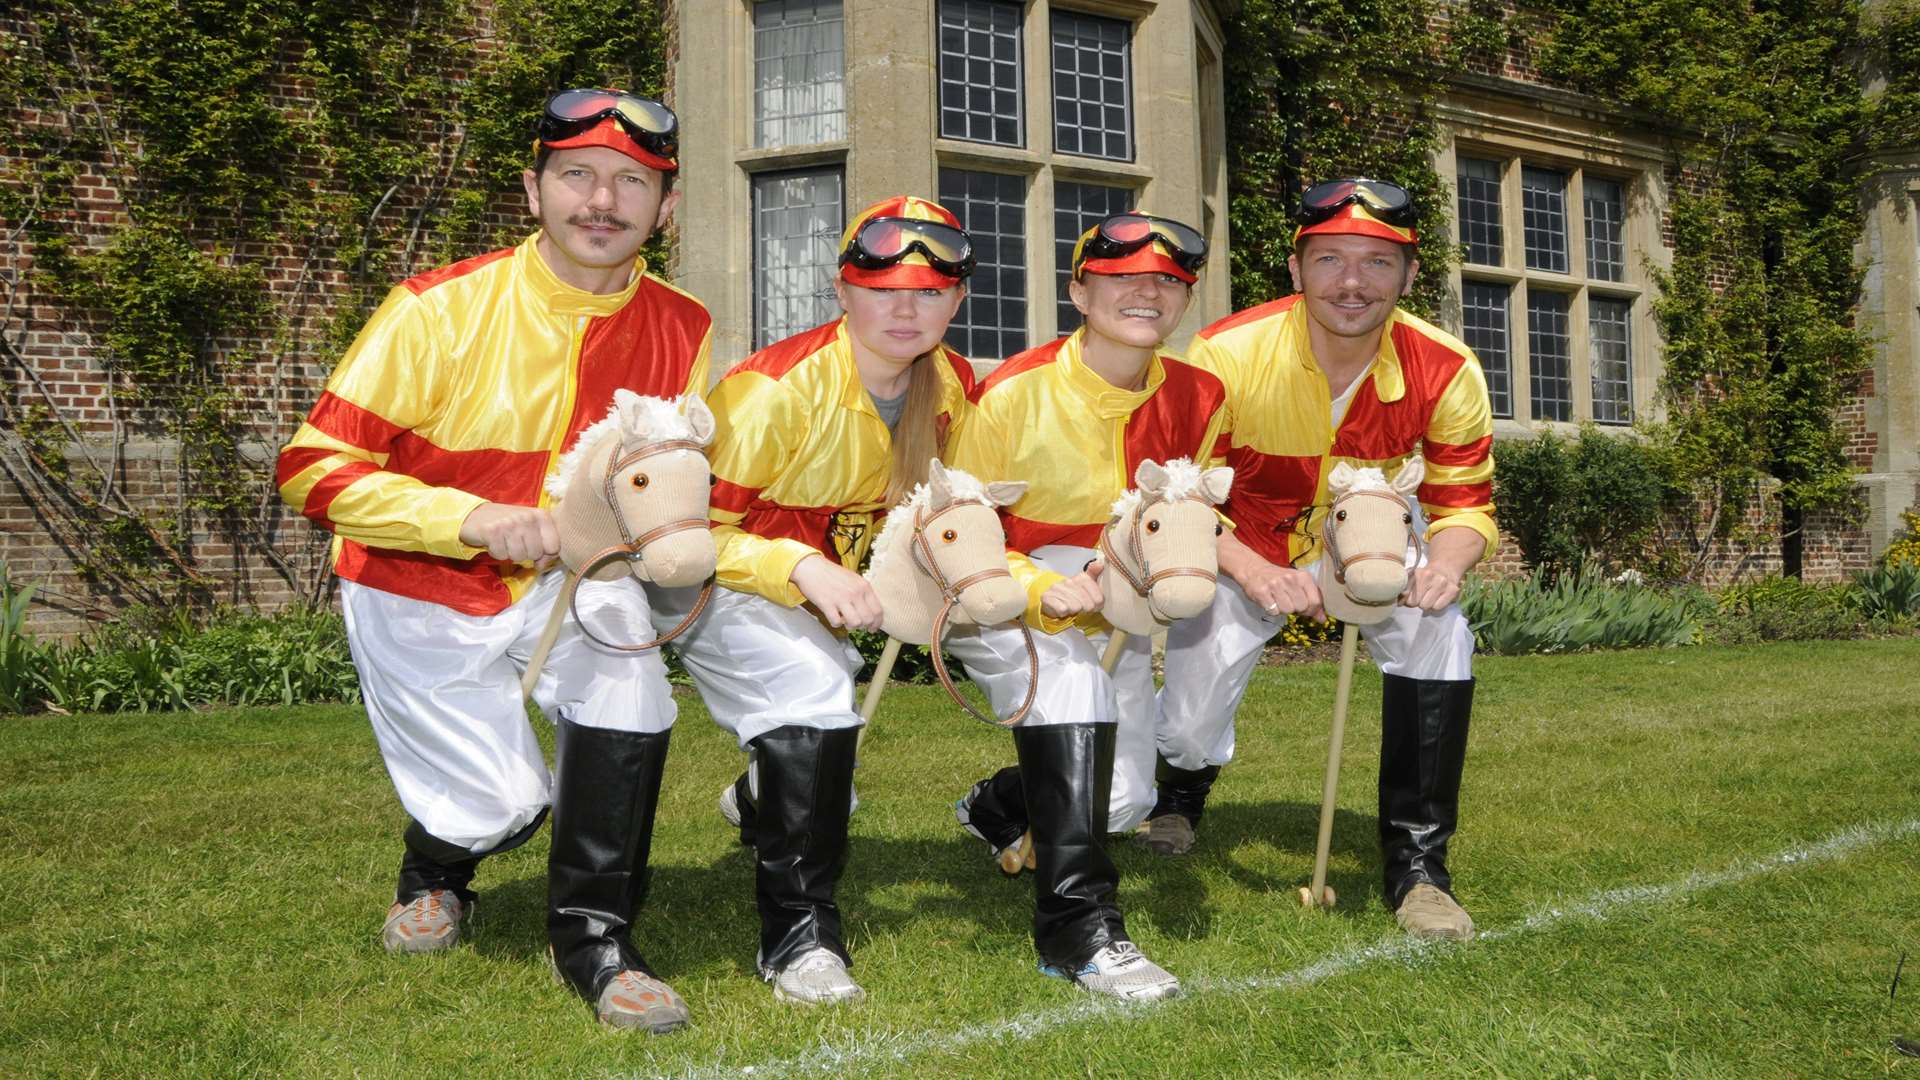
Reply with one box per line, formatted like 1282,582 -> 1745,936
1295,178 -> 1416,228
1074,214 -> 1209,276
840,217 -> 976,279
537,89 -> 678,162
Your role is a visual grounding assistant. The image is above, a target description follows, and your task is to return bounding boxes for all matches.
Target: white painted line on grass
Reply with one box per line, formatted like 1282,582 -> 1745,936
654,817 -> 1920,1080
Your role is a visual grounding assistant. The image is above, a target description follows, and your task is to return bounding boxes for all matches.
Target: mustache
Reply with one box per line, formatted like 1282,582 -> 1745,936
567,213 -> 634,231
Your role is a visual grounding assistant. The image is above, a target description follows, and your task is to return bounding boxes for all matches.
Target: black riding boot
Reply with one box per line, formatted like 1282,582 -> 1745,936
1147,758 -> 1221,827
753,725 -> 859,973
726,767 -> 758,848
396,807 -> 548,904
548,718 -> 672,1001
1377,674 -> 1473,909
1019,722 -> 1127,969
959,764 -> 1028,851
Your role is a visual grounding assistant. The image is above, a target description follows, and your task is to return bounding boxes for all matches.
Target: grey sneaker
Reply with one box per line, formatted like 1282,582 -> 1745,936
595,970 -> 691,1033
380,890 -> 467,954
1040,941 -> 1180,1002
1395,882 -> 1475,942
763,946 -> 865,1005
1135,814 -> 1196,856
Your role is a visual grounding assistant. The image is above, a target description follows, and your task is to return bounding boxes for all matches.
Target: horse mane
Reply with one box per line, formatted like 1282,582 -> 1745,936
1333,465 -> 1392,495
865,465 -> 994,579
1109,456 -> 1209,518
546,394 -> 700,500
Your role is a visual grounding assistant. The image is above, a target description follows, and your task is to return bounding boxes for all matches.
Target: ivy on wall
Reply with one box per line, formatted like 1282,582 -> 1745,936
1222,0 -> 1880,578
0,0 -> 667,619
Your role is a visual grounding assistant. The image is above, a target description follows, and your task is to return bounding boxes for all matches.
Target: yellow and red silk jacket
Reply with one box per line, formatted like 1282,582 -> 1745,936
706,318 -> 975,605
276,233 -> 713,615
948,329 -> 1230,632
1188,296 -> 1496,569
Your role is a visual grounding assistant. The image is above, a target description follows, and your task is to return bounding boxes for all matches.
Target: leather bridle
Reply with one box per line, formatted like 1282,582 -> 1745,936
907,499 -> 1036,728
1321,487 -> 1422,610
562,437 -> 715,652
1099,495 -> 1221,601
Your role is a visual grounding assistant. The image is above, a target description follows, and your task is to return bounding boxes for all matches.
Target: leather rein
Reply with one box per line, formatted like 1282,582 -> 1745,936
562,436 -> 715,653
907,499 -> 1037,728
1321,488 -> 1423,610
1099,495 -> 1221,600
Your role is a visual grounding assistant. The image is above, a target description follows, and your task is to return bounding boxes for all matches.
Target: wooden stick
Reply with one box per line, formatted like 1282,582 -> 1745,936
1306,622 -> 1361,910
1099,630 -> 1129,674
855,636 -> 904,750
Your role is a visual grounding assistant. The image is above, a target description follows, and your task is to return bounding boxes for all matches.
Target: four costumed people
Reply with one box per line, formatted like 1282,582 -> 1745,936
281,80 -> 1496,1028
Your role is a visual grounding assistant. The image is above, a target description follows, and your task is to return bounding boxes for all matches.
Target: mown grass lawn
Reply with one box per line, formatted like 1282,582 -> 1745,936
2,638 -> 1916,1079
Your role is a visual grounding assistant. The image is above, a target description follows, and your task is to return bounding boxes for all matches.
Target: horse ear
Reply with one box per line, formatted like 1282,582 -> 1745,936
926,458 -> 953,505
985,479 -> 1027,507
678,393 -> 716,446
1390,454 -> 1426,495
1327,460 -> 1358,494
1199,466 -> 1234,505
1133,458 -> 1169,496
613,388 -> 652,441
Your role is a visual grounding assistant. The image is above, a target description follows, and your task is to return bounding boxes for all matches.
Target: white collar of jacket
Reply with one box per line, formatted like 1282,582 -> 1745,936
518,231 -> 646,317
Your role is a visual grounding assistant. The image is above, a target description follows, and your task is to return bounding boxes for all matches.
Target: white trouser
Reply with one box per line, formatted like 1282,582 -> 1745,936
341,571 -> 677,853
1156,573 -> 1476,772
652,585 -> 864,748
941,545 -> 1160,833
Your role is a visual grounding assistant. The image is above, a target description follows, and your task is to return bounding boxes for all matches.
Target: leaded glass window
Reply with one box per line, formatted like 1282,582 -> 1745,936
1521,166 -> 1569,274
1585,176 -> 1626,283
939,168 -> 1028,361
753,0 -> 845,149
1457,157 -> 1503,266
1050,10 -> 1133,161
1461,281 -> 1512,419
1527,291 -> 1573,422
1053,180 -> 1133,334
752,168 -> 843,349
938,0 -> 1023,147
1589,296 -> 1633,423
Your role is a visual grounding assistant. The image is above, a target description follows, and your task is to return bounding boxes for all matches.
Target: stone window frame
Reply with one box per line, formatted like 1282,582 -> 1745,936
1446,141 -> 1657,428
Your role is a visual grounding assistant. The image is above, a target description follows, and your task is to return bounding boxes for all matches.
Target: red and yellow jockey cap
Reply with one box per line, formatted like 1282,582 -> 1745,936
838,196 -> 971,289
1070,212 -> 1206,284
1292,201 -> 1418,246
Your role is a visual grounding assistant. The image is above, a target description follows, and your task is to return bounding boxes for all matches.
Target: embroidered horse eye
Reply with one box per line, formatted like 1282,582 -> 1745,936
1146,519 -> 1161,533
1402,512 -> 1412,525
630,474 -> 650,490
941,529 -> 957,543
1214,523 -> 1223,536
708,473 -> 717,487
1335,509 -> 1348,522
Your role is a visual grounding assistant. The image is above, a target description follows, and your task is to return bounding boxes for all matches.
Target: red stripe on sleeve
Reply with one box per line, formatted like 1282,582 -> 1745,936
305,392 -> 408,453
301,461 -> 380,525
712,479 -> 758,515
1424,434 -> 1492,467
1419,480 -> 1493,509
275,446 -> 336,490
1002,513 -> 1100,555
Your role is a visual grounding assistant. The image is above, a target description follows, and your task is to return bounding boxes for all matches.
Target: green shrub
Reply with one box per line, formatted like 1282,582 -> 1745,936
1882,510 -> 1920,570
1463,567 -> 1704,655
1492,426 -> 1674,581
1851,564 -> 1920,622
1703,576 -> 1863,644
0,564 -> 46,713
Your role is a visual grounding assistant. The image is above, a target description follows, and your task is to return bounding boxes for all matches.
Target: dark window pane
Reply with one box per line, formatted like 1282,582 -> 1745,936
1585,176 -> 1627,282
1050,10 -> 1133,161
940,168 -> 1028,360
1456,156 -> 1503,266
1527,290 -> 1572,421
1521,166 -> 1568,274
1053,181 -> 1134,334
1589,295 -> 1633,423
1461,280 -> 1512,419
939,0 -> 1024,146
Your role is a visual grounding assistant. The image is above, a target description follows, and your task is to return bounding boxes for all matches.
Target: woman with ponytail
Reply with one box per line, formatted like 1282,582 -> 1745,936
662,196 -> 976,1006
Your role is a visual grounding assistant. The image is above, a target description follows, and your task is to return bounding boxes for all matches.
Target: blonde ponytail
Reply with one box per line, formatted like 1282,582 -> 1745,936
882,349 -> 947,505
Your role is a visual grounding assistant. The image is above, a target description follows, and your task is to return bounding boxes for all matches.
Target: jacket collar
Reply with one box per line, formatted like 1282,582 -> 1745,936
518,232 -> 645,317
1057,329 -> 1168,419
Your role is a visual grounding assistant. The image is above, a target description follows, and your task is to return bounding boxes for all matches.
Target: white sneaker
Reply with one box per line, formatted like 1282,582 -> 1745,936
717,780 -> 744,828
1040,941 -> 1179,1002
763,946 -> 865,1005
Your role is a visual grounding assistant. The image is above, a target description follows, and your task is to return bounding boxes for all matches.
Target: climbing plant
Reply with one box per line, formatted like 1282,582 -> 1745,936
0,0 -> 668,620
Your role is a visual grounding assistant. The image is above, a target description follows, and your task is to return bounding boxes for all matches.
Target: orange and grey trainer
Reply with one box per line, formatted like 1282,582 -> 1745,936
380,889 -> 468,953
597,970 -> 691,1033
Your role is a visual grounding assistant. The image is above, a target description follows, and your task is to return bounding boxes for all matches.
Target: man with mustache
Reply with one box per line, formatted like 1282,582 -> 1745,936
1150,179 -> 1497,943
278,90 -> 711,1030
